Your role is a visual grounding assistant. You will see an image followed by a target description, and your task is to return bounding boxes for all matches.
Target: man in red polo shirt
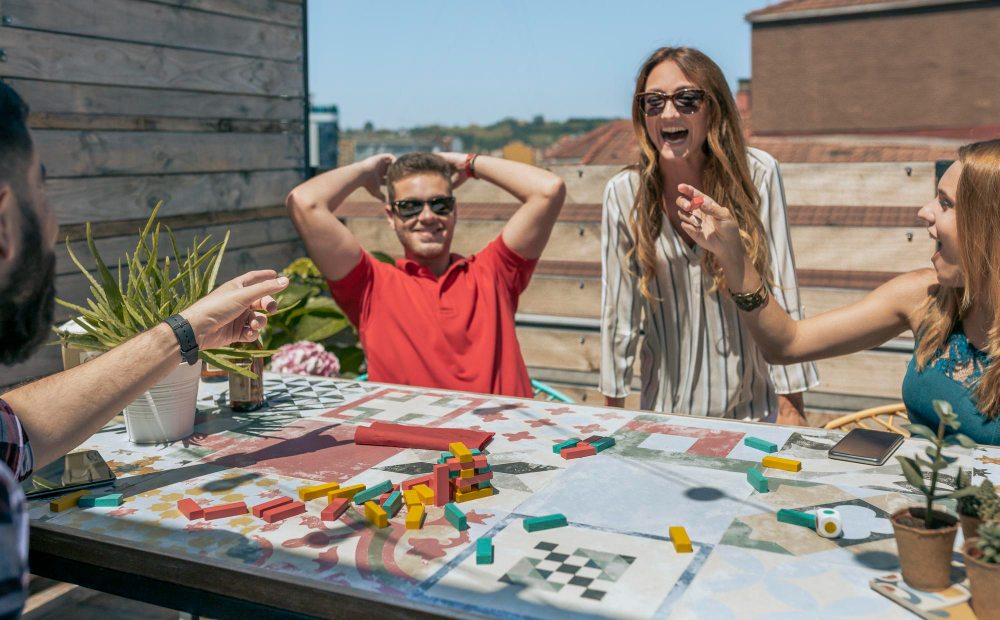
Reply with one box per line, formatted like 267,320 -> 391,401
286,151 -> 566,398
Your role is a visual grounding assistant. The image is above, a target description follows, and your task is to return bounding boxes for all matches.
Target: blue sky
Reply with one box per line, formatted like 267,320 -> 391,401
307,1 -> 768,130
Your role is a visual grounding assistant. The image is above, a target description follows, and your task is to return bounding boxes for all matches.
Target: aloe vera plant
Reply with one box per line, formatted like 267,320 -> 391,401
898,399 -> 980,528
53,204 -> 272,378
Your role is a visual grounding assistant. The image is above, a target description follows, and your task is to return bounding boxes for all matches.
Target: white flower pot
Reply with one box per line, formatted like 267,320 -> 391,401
124,360 -> 202,443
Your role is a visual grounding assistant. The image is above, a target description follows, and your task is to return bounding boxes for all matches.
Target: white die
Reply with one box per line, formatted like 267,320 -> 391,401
816,508 -> 842,538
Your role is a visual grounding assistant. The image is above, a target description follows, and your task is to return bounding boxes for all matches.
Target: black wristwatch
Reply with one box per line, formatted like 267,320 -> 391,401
164,314 -> 200,365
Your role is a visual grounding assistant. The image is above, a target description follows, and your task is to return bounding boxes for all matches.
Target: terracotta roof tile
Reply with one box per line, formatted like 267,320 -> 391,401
746,0 -> 953,21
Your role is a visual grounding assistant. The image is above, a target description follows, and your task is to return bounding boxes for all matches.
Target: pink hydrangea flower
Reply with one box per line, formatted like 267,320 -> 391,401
270,341 -> 341,377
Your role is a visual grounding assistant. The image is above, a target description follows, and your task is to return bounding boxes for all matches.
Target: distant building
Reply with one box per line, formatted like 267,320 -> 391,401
746,0 -> 1000,139
502,140 -> 535,165
309,105 -> 339,169
338,133 -> 462,167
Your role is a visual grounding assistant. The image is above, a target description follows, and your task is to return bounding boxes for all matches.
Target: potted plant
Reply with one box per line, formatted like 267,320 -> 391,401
54,205 -> 273,443
892,400 -> 979,591
964,520 -> 1000,620
957,468 -> 999,540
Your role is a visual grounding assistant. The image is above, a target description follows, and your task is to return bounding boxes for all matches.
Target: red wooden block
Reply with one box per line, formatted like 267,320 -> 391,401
261,501 -> 306,523
203,501 -> 248,520
177,498 -> 204,520
561,444 -> 597,460
432,463 -> 450,507
322,498 -> 349,522
465,471 -> 494,486
402,475 -> 433,490
472,455 -> 488,469
251,497 -> 294,518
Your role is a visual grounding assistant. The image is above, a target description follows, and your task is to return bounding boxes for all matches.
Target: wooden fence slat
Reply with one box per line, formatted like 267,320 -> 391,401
5,79 -> 303,121
4,0 -> 302,61
781,162 -> 935,207
0,29 -> 302,97
56,217 -> 303,276
29,112 -> 302,134
47,170 -> 302,225
143,0 -> 302,26
35,131 -> 303,177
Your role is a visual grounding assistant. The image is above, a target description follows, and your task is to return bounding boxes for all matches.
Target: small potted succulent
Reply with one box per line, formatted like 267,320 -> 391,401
957,468 -> 999,540
964,520 -> 1000,620
54,205 -> 273,443
892,400 -> 978,591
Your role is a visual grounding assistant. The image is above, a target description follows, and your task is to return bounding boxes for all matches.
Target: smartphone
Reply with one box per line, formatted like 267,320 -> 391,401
21,450 -> 116,498
828,428 -> 904,465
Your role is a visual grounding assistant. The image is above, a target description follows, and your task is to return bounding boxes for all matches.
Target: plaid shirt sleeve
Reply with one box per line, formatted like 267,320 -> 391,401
0,399 -> 31,620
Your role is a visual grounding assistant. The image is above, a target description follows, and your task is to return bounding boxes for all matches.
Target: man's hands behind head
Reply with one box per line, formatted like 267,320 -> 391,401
179,270 -> 288,350
359,154 -> 396,203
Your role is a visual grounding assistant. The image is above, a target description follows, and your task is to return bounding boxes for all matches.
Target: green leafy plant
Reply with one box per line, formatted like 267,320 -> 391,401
958,469 -> 1000,520
898,400 -> 979,528
973,520 -> 1000,564
53,204 -> 272,378
261,255 -> 391,375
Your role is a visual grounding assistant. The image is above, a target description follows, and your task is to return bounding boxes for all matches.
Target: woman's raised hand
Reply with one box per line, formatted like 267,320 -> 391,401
676,184 -> 744,260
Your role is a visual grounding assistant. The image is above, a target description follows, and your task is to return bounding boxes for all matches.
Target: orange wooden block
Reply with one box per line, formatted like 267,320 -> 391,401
561,444 -> 597,460
252,497 -> 293,518
203,502 -> 247,520
177,498 -> 205,520
322,498 -> 350,522
261,501 -> 306,523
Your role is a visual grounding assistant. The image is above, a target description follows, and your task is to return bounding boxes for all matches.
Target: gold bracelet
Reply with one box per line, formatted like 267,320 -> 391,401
729,280 -> 769,312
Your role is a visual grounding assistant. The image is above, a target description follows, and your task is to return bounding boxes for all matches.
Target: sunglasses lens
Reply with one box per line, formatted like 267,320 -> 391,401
395,201 -> 422,218
429,197 -> 455,215
641,94 -> 665,116
674,92 -> 704,113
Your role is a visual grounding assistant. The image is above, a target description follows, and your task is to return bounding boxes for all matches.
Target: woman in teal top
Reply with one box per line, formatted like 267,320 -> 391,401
660,138 -> 1000,444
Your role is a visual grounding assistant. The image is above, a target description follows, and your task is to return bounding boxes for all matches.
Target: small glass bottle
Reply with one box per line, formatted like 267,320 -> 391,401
228,337 -> 265,412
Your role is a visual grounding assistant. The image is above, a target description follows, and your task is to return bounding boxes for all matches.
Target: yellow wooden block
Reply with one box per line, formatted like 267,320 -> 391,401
414,484 -> 434,505
449,442 -> 474,463
455,487 -> 493,503
406,505 -> 425,530
403,489 -> 420,508
327,484 -> 366,503
364,500 -> 388,528
762,456 -> 802,472
49,490 -> 91,512
460,468 -> 474,479
669,526 -> 692,553
299,482 -> 340,501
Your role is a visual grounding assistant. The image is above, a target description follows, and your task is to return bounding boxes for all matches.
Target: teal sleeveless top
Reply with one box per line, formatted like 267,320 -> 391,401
901,323 -> 999,446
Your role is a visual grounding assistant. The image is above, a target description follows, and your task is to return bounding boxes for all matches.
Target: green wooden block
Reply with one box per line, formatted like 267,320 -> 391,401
479,480 -> 492,489
590,437 -> 616,453
744,436 -> 778,453
78,493 -> 123,508
524,514 -> 567,532
552,439 -> 580,454
746,468 -> 769,493
382,491 -> 402,518
445,503 -> 468,530
353,480 -> 393,505
777,508 -> 816,529
476,537 -> 494,564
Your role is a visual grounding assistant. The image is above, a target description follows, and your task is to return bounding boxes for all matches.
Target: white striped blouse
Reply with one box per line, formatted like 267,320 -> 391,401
599,147 -> 820,420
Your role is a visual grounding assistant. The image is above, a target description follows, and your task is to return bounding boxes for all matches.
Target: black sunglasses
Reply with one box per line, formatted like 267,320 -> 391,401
635,89 -> 707,116
391,196 -> 456,219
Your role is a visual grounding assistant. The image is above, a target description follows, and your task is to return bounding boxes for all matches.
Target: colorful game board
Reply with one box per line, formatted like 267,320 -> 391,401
28,373 -> 1000,619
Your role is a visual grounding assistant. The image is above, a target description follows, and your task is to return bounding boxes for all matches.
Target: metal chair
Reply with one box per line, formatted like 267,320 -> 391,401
353,375 -> 576,404
823,402 -> 910,436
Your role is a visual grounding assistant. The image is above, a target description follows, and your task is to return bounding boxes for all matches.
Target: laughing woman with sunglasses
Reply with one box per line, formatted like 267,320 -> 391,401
600,46 -> 819,423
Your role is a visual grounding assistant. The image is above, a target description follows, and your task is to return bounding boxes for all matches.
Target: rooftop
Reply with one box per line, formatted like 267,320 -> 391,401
746,0 -> 980,22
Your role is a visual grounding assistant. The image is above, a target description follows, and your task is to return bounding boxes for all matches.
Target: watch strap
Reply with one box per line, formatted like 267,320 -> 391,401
164,314 -> 200,365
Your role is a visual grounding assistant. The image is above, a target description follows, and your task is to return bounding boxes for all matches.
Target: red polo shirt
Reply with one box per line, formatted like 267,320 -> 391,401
328,235 -> 537,398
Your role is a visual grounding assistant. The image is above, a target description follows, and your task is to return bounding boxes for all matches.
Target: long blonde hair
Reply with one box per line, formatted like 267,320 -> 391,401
627,47 -> 770,299
915,138 -> 1000,418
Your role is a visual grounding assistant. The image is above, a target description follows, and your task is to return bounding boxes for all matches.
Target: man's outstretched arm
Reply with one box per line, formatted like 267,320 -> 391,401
285,154 -> 394,281
2,270 -> 288,469
440,154 -> 566,260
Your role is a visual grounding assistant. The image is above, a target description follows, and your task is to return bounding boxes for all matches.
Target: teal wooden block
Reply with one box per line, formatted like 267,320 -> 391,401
744,436 -> 778,453
475,464 -> 492,474
445,503 -> 468,530
78,493 -> 123,508
479,480 -> 492,489
590,437 -> 616,453
552,439 -> 580,454
353,480 -> 394,505
746,468 -> 769,493
777,508 -> 816,529
449,470 -> 459,478
476,537 -> 494,564
470,449 -> 482,456
524,514 -> 567,532
440,451 -> 454,461
382,491 -> 402,518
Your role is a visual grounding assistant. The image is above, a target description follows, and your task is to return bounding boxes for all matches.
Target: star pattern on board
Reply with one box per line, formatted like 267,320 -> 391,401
499,541 -> 636,602
198,374 -> 350,414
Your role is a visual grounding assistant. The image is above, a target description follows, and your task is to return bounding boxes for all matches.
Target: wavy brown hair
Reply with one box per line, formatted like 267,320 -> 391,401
915,139 -> 1000,418
627,47 -> 770,299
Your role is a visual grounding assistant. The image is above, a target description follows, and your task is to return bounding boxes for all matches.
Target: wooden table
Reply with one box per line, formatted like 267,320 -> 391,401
27,372 -> 1000,619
